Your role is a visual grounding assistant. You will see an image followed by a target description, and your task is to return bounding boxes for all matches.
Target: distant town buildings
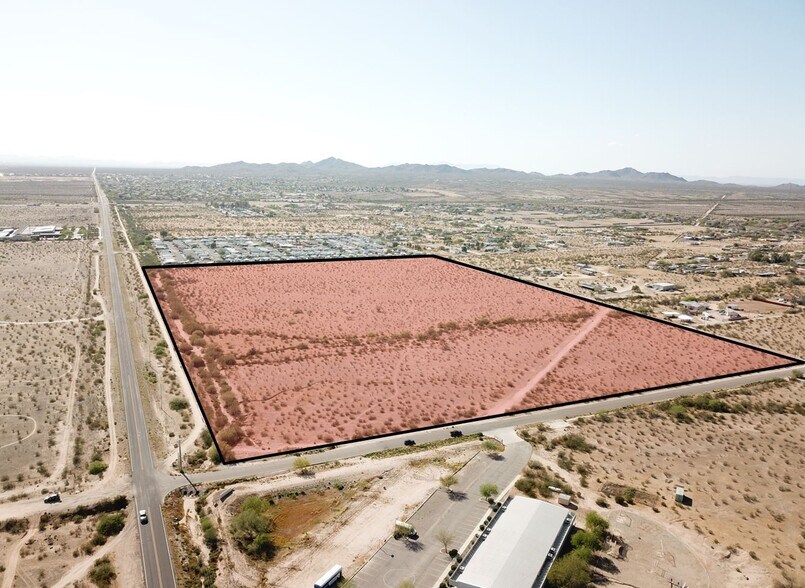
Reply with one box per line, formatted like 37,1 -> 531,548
152,233 -> 413,265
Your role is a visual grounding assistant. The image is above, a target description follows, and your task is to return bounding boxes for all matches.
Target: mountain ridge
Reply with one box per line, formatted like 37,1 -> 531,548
182,158 -> 803,188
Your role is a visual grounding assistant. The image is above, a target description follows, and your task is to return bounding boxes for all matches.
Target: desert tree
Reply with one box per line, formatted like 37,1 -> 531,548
479,482 -> 498,500
440,474 -> 458,493
435,528 -> 454,553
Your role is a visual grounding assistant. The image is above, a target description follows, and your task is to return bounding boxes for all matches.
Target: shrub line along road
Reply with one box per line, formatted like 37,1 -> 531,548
87,172 -> 800,587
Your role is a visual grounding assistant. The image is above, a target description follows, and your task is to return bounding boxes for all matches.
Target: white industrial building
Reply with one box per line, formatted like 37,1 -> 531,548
452,497 -> 575,588
649,282 -> 678,292
18,225 -> 62,240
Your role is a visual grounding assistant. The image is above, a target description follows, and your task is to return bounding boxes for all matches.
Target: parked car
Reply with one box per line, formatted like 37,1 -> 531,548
44,493 -> 61,504
450,430 -> 463,438
404,439 -> 416,446
139,509 -> 149,524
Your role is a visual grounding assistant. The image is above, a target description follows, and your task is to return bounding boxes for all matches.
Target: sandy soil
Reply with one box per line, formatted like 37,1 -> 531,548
0,176 -> 94,204
600,508 -> 766,588
0,239 -> 113,496
521,378 -> 805,586
4,509 -> 132,588
147,257 -> 790,460
211,444 -> 477,587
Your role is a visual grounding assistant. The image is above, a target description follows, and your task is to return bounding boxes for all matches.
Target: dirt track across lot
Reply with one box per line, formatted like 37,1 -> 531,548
147,257 -> 791,460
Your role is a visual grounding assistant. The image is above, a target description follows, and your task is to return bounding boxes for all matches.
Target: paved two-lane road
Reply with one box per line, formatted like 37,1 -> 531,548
94,172 -> 176,588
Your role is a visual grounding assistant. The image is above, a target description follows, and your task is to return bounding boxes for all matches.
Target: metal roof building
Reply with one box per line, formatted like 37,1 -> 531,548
452,496 -> 575,588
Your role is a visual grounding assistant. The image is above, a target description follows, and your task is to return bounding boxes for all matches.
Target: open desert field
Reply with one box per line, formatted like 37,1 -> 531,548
0,236 -> 112,496
0,175 -> 97,227
552,377 -> 805,586
146,256 -> 794,460
0,175 -> 94,204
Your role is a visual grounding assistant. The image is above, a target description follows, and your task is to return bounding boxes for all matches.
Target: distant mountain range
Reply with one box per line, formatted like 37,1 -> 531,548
181,158 -> 803,189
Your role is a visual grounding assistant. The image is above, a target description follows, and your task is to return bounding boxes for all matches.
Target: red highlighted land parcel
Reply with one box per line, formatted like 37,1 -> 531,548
145,256 -> 793,461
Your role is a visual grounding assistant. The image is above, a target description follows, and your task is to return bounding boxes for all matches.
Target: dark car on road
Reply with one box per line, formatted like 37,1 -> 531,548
449,430 -> 463,438
44,493 -> 61,504
404,439 -> 416,446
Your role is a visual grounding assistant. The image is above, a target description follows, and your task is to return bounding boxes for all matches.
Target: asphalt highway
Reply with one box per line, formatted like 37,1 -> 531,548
94,172 -> 177,588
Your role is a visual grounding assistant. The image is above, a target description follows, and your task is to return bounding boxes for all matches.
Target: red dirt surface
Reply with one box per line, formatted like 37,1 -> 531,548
145,257 -> 791,460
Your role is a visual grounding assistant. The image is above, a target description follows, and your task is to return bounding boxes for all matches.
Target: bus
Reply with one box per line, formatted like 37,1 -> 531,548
313,564 -> 342,588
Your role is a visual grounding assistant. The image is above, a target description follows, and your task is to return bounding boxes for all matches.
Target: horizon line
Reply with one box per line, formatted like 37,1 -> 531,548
1,155 -> 804,187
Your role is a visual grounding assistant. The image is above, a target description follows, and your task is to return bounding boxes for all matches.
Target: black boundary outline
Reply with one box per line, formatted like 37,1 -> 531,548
141,254 -> 803,465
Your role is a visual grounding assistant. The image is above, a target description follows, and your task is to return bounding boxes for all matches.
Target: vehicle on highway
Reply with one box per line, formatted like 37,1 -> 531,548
404,439 -> 416,446
139,509 -> 149,524
450,429 -> 463,438
44,493 -> 61,504
313,563 -> 342,588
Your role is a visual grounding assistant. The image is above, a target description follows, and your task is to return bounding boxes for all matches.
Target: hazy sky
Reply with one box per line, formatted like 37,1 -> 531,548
1,1 -> 803,178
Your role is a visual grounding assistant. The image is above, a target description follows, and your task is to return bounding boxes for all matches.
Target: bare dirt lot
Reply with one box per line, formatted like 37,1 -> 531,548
0,239 -> 114,496
522,377 -> 805,587
0,175 -> 96,227
165,442 -> 477,587
146,256 -> 792,460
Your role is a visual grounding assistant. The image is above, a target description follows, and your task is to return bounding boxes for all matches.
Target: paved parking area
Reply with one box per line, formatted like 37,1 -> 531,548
352,434 -> 532,587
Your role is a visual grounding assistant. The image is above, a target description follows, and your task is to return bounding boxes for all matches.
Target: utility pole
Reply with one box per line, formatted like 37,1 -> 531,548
177,442 -> 199,494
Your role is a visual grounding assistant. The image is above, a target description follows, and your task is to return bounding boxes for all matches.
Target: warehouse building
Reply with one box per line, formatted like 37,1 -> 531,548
17,225 -> 62,240
452,496 -> 575,588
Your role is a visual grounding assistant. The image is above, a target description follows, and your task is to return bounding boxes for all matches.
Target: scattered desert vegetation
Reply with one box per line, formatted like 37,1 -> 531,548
147,257 -> 788,460
0,192 -> 113,496
522,378 -> 805,586
0,496 -> 130,588
166,443 -> 477,587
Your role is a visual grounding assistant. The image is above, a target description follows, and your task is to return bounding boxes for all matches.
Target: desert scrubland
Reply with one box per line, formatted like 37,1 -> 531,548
0,175 -> 121,499
0,175 -> 96,228
0,236 -> 114,497
519,377 -> 804,587
147,256 -> 790,459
